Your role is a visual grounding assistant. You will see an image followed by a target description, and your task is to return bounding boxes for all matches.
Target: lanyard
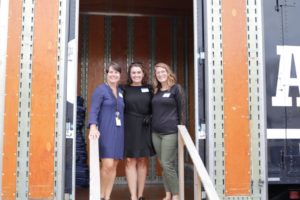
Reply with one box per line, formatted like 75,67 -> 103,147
106,83 -> 121,122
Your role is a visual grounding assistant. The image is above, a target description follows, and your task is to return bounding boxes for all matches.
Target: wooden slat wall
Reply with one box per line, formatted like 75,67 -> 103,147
1,1 -> 22,199
222,0 -> 250,195
176,18 -> 185,85
28,0 -> 59,198
187,18 -> 195,141
78,15 -> 194,178
87,15 -> 105,115
111,17 -> 128,84
156,18 -> 172,66
133,17 -> 150,76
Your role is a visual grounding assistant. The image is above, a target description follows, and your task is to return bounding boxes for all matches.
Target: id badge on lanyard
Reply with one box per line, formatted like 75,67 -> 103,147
115,111 -> 121,126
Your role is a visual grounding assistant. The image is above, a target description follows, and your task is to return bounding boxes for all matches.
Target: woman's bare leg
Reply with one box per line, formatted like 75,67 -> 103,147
137,157 -> 147,198
100,158 -> 119,200
126,158 -> 138,200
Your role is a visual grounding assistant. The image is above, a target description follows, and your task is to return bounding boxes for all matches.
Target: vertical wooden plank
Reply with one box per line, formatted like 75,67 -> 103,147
85,16 -> 105,165
111,16 -> 128,84
188,17 -> 195,137
156,17 -> 172,65
222,0 -> 250,195
177,18 -> 185,85
28,0 -> 59,198
133,17 -> 150,75
87,15 -> 105,115
2,0 -> 22,199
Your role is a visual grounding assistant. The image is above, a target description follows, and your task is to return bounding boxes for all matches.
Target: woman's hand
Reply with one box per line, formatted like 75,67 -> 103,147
89,124 -> 100,140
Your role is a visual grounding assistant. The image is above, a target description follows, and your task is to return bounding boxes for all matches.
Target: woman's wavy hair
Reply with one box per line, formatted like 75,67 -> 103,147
127,62 -> 149,85
153,62 -> 177,93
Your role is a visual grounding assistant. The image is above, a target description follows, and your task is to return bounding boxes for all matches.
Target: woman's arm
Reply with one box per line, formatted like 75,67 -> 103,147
88,86 -> 104,139
175,84 -> 186,125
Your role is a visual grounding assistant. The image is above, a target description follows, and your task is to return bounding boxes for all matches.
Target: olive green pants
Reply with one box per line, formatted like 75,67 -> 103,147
152,132 -> 179,195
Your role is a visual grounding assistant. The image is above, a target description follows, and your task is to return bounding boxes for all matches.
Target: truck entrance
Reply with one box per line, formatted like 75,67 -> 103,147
70,0 -> 196,199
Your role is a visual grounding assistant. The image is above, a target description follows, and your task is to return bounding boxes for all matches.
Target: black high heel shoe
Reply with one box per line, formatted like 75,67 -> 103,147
138,197 -> 145,200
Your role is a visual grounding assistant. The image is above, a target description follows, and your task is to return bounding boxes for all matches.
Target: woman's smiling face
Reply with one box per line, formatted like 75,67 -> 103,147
130,66 -> 144,85
155,66 -> 168,83
107,66 -> 121,84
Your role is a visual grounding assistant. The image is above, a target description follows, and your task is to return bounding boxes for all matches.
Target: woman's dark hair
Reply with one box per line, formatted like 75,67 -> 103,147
105,62 -> 121,74
127,62 -> 149,85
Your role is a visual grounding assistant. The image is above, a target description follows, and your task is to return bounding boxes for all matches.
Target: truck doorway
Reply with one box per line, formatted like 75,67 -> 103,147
69,0 -> 198,199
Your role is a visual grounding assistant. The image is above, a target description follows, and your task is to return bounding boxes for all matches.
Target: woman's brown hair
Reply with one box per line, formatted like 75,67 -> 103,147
152,62 -> 177,93
105,62 -> 121,74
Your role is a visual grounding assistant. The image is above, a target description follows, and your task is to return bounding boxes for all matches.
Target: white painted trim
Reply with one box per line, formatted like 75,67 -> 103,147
0,0 -> 9,195
267,129 -> 300,139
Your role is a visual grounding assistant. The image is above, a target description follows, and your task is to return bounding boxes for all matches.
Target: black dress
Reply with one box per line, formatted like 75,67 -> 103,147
123,85 -> 156,158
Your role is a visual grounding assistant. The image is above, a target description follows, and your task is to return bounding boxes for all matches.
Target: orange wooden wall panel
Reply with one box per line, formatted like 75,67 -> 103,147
1,0 -> 22,199
28,0 -> 59,198
222,0 -> 250,195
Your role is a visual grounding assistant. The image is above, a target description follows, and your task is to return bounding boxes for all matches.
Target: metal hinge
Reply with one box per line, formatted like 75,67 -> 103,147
275,0 -> 296,12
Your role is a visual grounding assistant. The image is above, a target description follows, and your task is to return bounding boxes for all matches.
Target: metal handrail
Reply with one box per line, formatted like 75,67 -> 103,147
178,125 -> 220,200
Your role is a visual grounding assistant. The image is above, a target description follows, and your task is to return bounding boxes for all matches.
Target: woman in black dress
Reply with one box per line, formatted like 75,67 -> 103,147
123,62 -> 155,200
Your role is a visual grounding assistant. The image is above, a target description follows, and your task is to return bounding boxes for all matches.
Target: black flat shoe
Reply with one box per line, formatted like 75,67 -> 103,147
138,197 -> 145,200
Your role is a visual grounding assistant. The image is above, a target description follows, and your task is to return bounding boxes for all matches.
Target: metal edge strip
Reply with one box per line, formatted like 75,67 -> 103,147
54,0 -> 70,199
204,0 -> 225,196
16,0 -> 35,198
257,0 -> 268,198
246,0 -> 268,199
